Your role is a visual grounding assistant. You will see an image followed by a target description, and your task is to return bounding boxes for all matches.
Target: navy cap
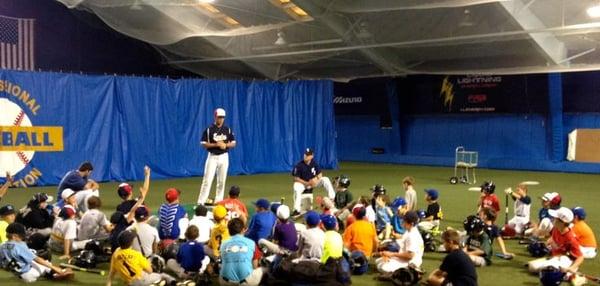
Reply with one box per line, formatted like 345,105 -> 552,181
304,148 -> 313,156
0,205 -> 16,216
253,198 -> 270,209
572,207 -> 586,220
424,189 -> 439,200
135,206 -> 149,220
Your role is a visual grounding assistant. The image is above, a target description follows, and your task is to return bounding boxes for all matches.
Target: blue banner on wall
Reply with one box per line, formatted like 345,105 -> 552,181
0,70 -> 337,187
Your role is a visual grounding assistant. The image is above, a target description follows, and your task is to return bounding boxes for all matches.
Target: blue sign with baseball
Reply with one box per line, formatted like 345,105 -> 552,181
0,70 -> 337,186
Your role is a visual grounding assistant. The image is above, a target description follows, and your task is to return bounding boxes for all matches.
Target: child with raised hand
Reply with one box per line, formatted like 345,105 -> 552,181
0,223 -> 73,282
504,184 -> 531,235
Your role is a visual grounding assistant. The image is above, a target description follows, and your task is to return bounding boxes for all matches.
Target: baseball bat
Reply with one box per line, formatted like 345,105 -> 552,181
505,193 -> 509,226
60,263 -> 106,276
579,273 -> 600,283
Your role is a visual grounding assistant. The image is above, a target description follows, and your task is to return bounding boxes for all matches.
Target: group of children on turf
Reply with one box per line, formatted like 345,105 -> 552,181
0,161 -> 597,286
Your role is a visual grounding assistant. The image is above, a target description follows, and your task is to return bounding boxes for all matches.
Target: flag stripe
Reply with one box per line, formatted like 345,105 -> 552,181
18,19 -> 23,70
12,44 -> 17,69
23,20 -> 28,70
29,19 -> 35,70
0,42 -> 5,68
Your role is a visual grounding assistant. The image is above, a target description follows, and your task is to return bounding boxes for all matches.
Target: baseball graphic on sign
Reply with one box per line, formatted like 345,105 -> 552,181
0,98 -> 35,176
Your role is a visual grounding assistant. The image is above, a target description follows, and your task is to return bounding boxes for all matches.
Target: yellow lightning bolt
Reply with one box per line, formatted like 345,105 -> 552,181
440,76 -> 455,112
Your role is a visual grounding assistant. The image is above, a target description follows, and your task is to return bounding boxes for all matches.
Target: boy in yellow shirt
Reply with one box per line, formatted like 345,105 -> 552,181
207,205 -> 230,258
106,230 -> 175,286
0,205 -> 17,243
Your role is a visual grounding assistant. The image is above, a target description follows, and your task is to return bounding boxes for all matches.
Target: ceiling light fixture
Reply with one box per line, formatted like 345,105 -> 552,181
588,3 -> 600,18
274,31 -> 287,46
459,9 -> 475,27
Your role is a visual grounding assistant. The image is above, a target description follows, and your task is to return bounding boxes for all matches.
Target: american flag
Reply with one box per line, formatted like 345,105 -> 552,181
0,15 -> 35,71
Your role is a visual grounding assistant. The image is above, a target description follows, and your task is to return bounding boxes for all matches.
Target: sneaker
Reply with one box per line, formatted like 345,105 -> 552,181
176,280 -> 196,286
150,279 -> 167,286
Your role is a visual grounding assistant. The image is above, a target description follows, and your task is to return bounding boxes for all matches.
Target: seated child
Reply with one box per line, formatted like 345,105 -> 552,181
504,184 -> 531,235
166,225 -> 210,279
427,229 -> 477,286
0,223 -> 73,282
571,207 -> 597,259
376,211 -> 424,274
78,196 -> 113,240
463,215 -> 492,267
375,194 -> 393,240
418,189 -> 442,232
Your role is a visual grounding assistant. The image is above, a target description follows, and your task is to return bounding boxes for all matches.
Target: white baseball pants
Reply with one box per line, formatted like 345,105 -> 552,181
293,177 -> 335,212
198,153 -> 229,204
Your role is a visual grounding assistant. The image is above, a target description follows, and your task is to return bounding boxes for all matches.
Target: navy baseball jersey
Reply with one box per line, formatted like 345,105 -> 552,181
292,159 -> 321,182
201,124 -> 235,155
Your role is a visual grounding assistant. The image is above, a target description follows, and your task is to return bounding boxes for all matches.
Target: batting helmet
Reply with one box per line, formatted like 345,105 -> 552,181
379,240 -> 400,252
27,233 -> 49,251
463,215 -> 485,233
349,251 -> 369,275
391,265 -> 424,286
74,250 -> 97,268
149,254 -> 166,273
161,242 -> 180,261
416,209 -> 427,220
539,266 -> 565,286
391,197 -> 407,210
371,184 -> 386,196
480,181 -> 496,194
527,241 -> 550,257
337,175 -> 351,188
84,240 -> 104,256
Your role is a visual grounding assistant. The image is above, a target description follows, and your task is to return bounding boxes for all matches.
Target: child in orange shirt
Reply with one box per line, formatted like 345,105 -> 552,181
571,207 -> 596,259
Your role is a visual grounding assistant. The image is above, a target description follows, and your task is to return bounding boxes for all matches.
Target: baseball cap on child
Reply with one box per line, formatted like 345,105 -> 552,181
0,205 -> 16,216
424,189 -> 439,200
215,108 -> 226,117
276,205 -> 290,220
117,183 -> 133,198
548,207 -> 574,224
213,205 -> 227,219
572,207 -> 586,220
253,198 -> 270,209
305,211 -> 320,226
321,214 -> 337,230
61,189 -> 76,201
165,188 -> 180,203
135,206 -> 149,220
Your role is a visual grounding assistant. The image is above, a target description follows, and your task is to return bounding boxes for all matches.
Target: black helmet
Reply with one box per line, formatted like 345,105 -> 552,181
463,215 -> 485,233
371,184 -> 386,196
338,175 -> 351,188
480,181 -> 496,194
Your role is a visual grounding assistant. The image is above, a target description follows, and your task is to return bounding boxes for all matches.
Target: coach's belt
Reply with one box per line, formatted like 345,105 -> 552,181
222,277 -> 247,284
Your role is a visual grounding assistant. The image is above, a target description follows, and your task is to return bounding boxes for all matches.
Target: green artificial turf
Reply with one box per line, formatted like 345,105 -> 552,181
1,162 -> 598,285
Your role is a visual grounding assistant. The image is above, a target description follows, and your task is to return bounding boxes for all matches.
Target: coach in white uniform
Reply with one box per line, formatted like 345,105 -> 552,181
197,108 -> 236,205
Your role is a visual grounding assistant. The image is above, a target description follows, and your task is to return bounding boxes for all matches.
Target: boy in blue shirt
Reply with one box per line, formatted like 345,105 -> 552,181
158,188 -> 189,248
391,197 -> 407,238
220,218 -> 264,286
166,225 -> 210,280
245,198 -> 276,244
0,223 -> 73,282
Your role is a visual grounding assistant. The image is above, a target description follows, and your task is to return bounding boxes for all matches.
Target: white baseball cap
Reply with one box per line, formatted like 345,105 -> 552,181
548,207 -> 574,224
61,188 -> 76,201
214,108 -> 226,117
540,192 -> 558,201
276,204 -> 290,220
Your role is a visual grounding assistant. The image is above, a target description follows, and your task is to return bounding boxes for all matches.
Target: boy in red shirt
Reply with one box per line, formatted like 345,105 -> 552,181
477,181 -> 499,213
527,207 -> 584,275
216,186 -> 248,223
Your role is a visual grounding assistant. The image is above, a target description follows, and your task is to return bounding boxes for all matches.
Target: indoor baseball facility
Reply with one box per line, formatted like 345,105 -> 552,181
0,1 -> 599,286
